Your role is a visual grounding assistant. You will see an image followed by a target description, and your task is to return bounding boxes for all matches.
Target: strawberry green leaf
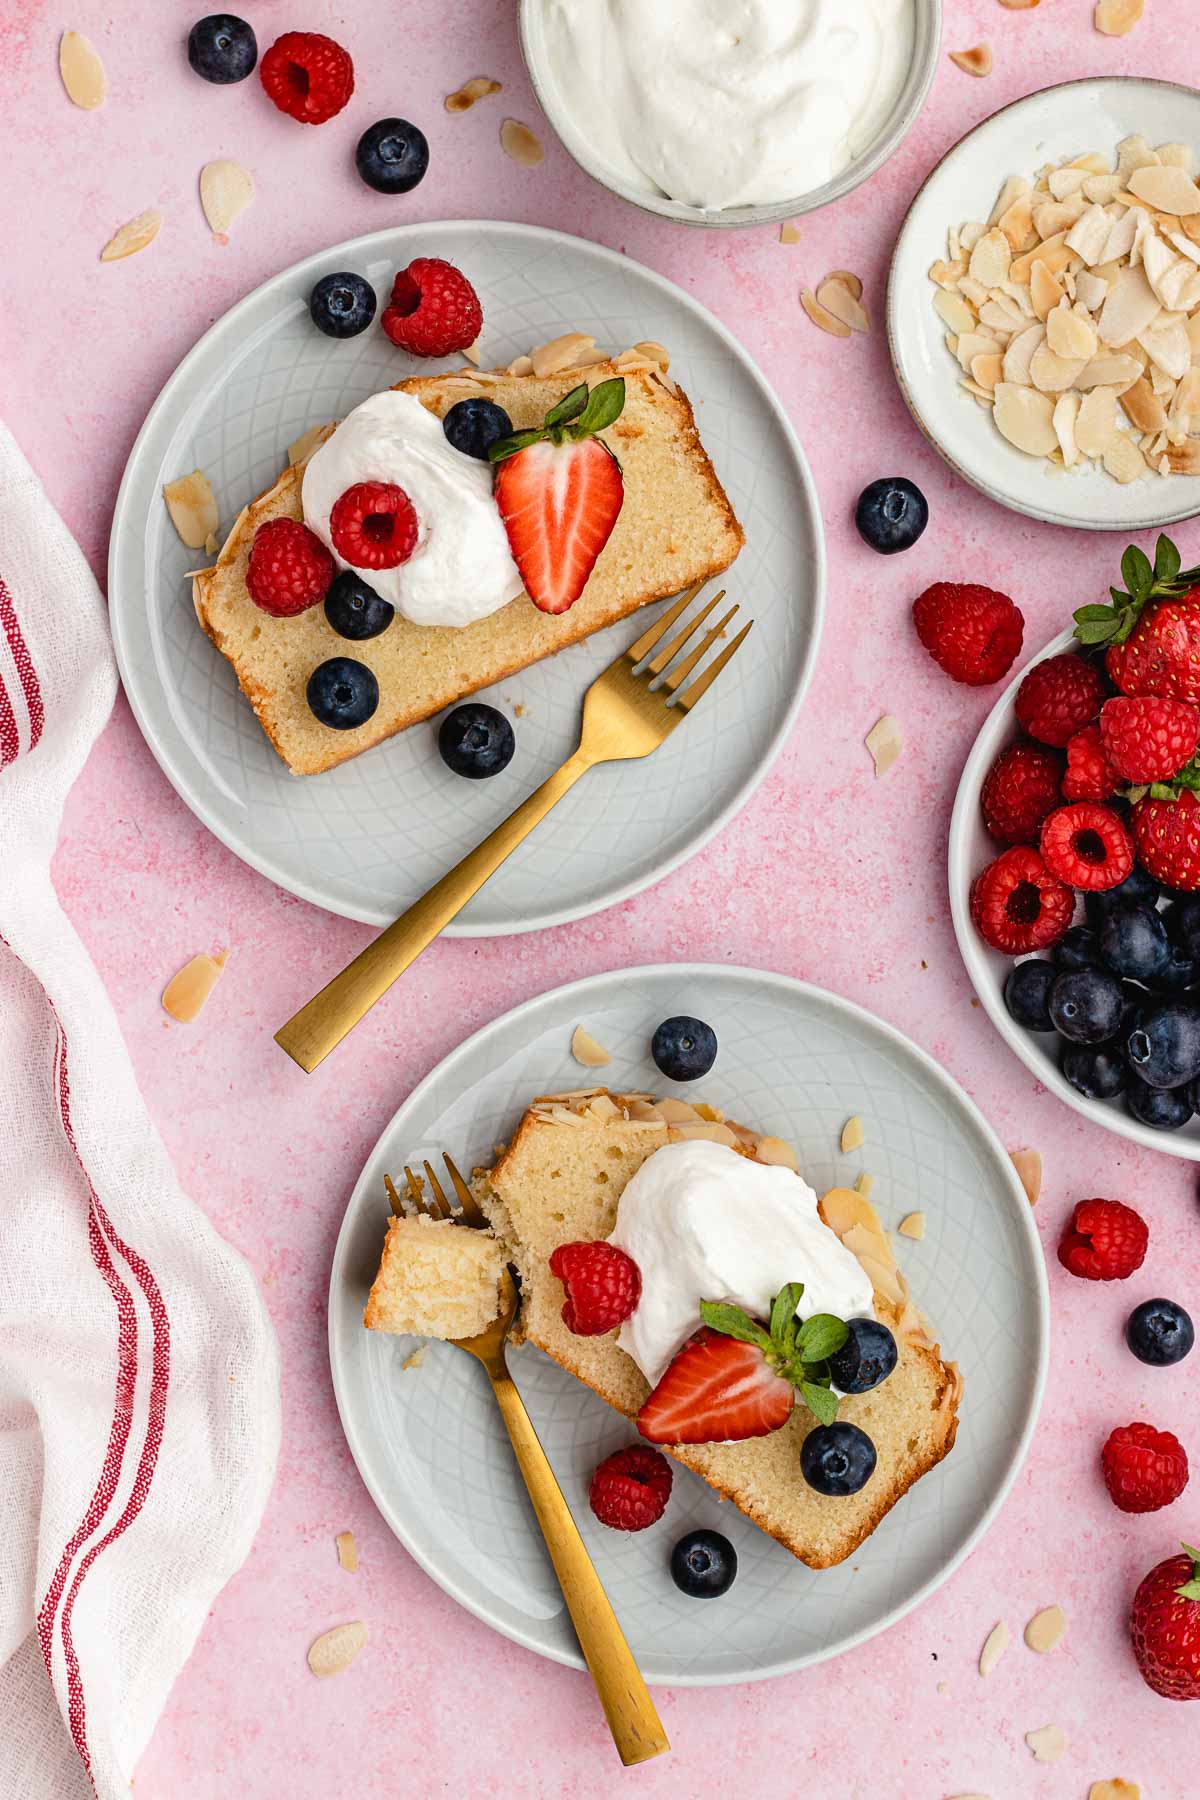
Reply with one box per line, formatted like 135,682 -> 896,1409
699,1299 -> 774,1354
1156,534 -> 1183,584
1176,1545 -> 1200,1601
796,1313 -> 849,1364
570,376 -> 625,439
800,1381 -> 840,1427
1149,782 -> 1184,802
487,426 -> 549,464
543,382 -> 589,430
1122,544 -> 1155,601
1125,783 -> 1150,804
769,1281 -> 805,1343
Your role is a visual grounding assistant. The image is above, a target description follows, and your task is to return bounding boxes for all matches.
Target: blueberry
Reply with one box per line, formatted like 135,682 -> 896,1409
187,13 -> 257,82
1053,926 -> 1102,971
1048,967 -> 1125,1044
442,398 -> 513,462
1085,865 -> 1161,927
800,1422 -> 878,1497
309,271 -> 377,339
1004,959 -> 1057,1030
651,1016 -> 718,1082
1099,904 -> 1171,983
1062,1043 -> 1128,1101
1149,942 -> 1200,994
827,1318 -> 898,1394
1167,894 -> 1200,959
355,117 -> 430,194
1126,1297 -> 1195,1365
324,571 -> 394,641
1125,999 -> 1200,1088
1127,1077 -> 1193,1129
437,703 -> 515,778
306,657 -> 379,730
853,477 -> 929,555
669,1529 -> 737,1599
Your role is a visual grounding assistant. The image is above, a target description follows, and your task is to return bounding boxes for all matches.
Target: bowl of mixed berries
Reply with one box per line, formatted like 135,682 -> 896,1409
950,533 -> 1200,1153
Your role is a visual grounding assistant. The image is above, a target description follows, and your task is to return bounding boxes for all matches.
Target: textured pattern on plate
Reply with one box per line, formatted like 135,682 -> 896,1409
108,222 -> 823,930
328,965 -> 1048,1685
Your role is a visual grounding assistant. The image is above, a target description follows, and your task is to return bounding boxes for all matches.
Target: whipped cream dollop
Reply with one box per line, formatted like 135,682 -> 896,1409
540,0 -> 914,209
301,390 -> 522,629
608,1138 -> 875,1387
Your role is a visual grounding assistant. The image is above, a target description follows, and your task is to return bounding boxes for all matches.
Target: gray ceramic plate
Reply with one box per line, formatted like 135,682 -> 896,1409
328,964 -> 1048,1685
108,222 -> 823,931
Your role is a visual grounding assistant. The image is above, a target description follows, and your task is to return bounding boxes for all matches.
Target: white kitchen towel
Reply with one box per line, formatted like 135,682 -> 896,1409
0,422 -> 281,1799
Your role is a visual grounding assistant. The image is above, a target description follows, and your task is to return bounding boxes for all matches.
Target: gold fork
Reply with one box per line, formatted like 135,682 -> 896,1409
275,583 -> 752,1071
387,1155 -> 669,1767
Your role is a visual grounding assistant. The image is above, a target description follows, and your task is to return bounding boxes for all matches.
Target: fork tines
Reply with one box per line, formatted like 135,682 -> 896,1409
386,1154 -> 487,1228
625,580 -> 753,711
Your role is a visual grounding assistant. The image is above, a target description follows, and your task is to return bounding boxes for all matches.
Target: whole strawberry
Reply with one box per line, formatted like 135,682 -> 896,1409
1015,653 -> 1106,747
1101,695 -> 1200,784
1102,1422 -> 1189,1514
913,582 -> 1024,685
1133,787 -> 1200,891
1076,534 -> 1200,704
981,743 -> 1063,845
1130,1542 -> 1200,1700
1063,723 -> 1118,801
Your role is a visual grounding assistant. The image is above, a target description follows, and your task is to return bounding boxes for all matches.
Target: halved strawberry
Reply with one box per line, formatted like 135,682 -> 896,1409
635,1285 -> 851,1447
490,378 -> 626,615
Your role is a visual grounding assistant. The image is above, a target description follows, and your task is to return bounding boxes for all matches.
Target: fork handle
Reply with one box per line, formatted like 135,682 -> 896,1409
274,748 -> 593,1071
488,1368 -> 669,1766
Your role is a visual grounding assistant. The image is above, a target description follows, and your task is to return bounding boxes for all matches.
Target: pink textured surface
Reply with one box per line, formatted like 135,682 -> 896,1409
6,1 -> 1200,1793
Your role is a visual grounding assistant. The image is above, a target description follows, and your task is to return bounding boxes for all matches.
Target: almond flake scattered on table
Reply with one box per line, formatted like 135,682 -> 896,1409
979,1619 -> 1011,1676
500,118 -> 543,167
1089,1782 -> 1141,1800
161,950 -> 229,1023
779,220 -> 801,245
1095,0 -> 1144,33
817,277 -> 870,333
335,1530 -> 358,1573
571,1025 -> 611,1069
1025,1724 -> 1067,1764
950,45 -> 994,77
59,30 -> 106,109
998,0 -> 1039,7
100,209 -> 163,263
306,1620 -> 367,1679
854,1171 -> 876,1198
1009,1147 -> 1042,1205
801,288 -> 851,338
1024,1603 -> 1067,1652
866,714 -> 902,777
445,76 -> 502,113
163,470 -> 219,549
840,1115 -> 864,1154
200,159 -> 254,240
898,1212 -> 926,1240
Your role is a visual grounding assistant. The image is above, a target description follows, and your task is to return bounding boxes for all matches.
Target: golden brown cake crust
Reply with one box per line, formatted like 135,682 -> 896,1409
193,362 -> 745,776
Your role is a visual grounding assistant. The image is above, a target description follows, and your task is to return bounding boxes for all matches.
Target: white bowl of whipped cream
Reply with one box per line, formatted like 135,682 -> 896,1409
520,0 -> 941,228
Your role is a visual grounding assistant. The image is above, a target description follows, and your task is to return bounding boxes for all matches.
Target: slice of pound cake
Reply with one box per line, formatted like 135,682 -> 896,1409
367,1089 -> 960,1570
193,359 -> 744,776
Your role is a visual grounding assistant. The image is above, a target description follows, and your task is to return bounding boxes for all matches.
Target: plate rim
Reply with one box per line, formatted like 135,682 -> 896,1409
886,75 -> 1200,533
326,959 -> 1051,1686
107,218 -> 826,935
949,624 -> 1200,1160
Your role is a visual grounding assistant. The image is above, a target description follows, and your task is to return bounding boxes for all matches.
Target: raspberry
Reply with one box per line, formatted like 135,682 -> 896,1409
1063,723 -> 1118,801
588,1445 -> 673,1531
1039,801 -> 1134,891
380,258 -> 483,358
245,518 -> 333,616
1102,1422 -> 1189,1514
1058,1197 -> 1149,1281
548,1240 -> 641,1336
970,846 -> 1074,954
912,581 -> 1024,685
1101,694 -> 1200,784
259,31 -> 353,125
981,743 -> 1064,845
1015,653 -> 1106,747
329,481 -> 419,571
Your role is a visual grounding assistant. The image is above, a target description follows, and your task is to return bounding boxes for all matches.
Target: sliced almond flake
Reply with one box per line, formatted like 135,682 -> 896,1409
821,1186 -> 885,1241
756,1135 -> 799,1170
960,221 -> 987,254
854,1171 -> 875,1198
1142,316 -> 1192,380
1183,214 -> 1200,247
958,275 -> 992,307
1024,1604 -> 1066,1653
401,1345 -> 425,1370
1053,391 -> 1081,465
1083,173 -> 1124,205
1098,265 -> 1161,346
507,353 -> 534,376
998,0 -> 1038,6
971,351 -> 1003,392
335,1530 -> 359,1573
1076,352 -> 1143,391
204,531 -> 219,555
1095,0 -> 1144,31
1167,439 -> 1200,473
1075,269 -> 1111,310
858,1253 -> 905,1307
778,220 -> 801,244
1030,259 -> 1066,322
200,160 -> 253,238
570,1025 -> 611,1069
460,338 -> 482,367
1164,228 -> 1200,265
1025,1724 -> 1067,1765
961,378 -> 995,406
969,229 -> 1012,288
500,118 -> 543,167
1012,230 -> 1071,283
1158,144 -> 1196,172
865,713 -> 901,777
1076,386 -> 1121,455
1003,322 -> 1046,384
1171,368 -> 1200,424
1034,196 -> 1087,241
1117,135 -> 1160,182
162,950 -> 228,1023
100,209 -> 163,262
1066,203 -> 1114,265
163,470 -> 218,548
990,176 -> 1030,224
1104,433 -> 1148,481
1101,207 -> 1141,265
840,1115 -> 864,1154
957,330 -> 1002,371
802,288 -> 852,337
288,423 -> 333,466
59,31 -> 106,108
1072,153 -> 1112,175
994,383 -> 1058,453
1129,164 -> 1200,215
1121,374 -> 1169,432
1088,1783 -> 1141,1800
531,332 -> 596,376
949,45 -> 993,77
445,75 -> 502,113
897,1212 -> 925,1240
1047,298 -> 1097,360
816,278 -> 870,333
307,1620 -> 367,1678
998,195 -> 1036,252
979,1620 -> 1011,1677
1049,167 -> 1088,200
